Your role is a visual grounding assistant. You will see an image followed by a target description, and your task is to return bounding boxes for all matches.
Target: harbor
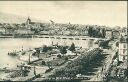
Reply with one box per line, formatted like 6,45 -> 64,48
0,36 -> 119,81
0,37 -> 102,81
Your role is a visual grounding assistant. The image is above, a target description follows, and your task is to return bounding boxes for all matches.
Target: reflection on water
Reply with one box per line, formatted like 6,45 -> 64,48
0,38 -> 96,68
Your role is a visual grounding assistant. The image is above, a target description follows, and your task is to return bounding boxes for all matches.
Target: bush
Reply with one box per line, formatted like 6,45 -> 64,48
69,43 -> 75,51
60,46 -> 67,54
64,56 -> 68,60
57,54 -> 61,58
42,61 -> 46,65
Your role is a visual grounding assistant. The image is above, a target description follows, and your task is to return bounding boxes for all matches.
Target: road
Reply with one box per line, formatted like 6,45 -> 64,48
90,40 -> 117,81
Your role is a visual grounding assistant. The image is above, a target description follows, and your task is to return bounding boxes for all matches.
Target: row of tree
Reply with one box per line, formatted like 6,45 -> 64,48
49,48 -> 102,77
88,26 -> 106,38
59,43 -> 75,55
33,43 -> 76,57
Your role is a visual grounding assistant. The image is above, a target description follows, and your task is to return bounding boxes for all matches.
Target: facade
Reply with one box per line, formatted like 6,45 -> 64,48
105,30 -> 112,39
112,30 -> 120,39
0,27 -> 5,34
39,30 -> 50,35
15,28 -> 34,35
26,17 -> 31,25
120,27 -> 127,36
25,17 -> 41,30
118,36 -> 127,62
5,28 -> 15,35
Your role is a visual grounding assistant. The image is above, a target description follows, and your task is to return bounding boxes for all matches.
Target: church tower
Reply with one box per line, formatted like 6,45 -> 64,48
26,17 -> 31,25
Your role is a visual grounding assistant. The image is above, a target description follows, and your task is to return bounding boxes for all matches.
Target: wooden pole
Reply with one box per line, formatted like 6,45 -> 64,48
29,54 -> 30,64
34,66 -> 36,76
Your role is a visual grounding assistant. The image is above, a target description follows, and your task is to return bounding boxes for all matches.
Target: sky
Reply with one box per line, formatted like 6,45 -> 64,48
0,1 -> 127,27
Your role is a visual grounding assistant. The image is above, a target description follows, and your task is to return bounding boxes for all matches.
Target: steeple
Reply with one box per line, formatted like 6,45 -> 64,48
26,16 -> 31,25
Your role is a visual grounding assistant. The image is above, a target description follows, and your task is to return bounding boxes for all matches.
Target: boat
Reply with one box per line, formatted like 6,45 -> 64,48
8,51 -> 18,56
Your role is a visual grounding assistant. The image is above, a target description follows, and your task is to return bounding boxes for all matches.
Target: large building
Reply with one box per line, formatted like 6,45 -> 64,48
118,36 -> 127,62
0,27 -> 5,34
112,30 -> 120,39
105,29 -> 112,39
120,27 -> 127,36
25,17 -> 41,30
26,17 -> 31,25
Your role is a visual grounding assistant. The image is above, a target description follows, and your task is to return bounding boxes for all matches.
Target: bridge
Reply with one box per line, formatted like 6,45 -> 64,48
32,35 -> 107,41
0,35 -> 107,41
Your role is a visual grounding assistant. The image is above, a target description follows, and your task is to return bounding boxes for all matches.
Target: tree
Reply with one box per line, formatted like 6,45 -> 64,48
88,26 -> 93,37
64,56 -> 68,60
42,45 -> 48,52
69,43 -> 75,51
102,28 -> 106,38
116,42 -> 119,47
57,54 -> 61,58
60,46 -> 67,55
47,62 -> 52,69
42,61 -> 46,65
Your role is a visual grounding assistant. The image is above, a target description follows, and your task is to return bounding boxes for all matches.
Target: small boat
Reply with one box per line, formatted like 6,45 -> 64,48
8,52 -> 18,56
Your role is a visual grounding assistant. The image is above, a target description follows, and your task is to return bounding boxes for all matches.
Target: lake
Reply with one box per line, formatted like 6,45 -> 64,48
0,37 -> 97,69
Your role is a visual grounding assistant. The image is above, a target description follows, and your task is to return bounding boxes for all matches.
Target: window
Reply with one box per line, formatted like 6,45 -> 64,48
123,56 -> 125,60
123,44 -> 126,48
123,49 -> 126,54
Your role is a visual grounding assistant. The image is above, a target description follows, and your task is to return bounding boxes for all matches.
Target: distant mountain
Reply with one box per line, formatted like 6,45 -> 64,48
0,12 -> 47,24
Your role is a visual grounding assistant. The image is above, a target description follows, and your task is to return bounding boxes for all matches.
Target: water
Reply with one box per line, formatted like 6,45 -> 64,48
0,37 -> 97,76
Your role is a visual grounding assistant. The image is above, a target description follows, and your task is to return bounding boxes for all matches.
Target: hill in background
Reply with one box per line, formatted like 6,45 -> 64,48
0,12 -> 47,24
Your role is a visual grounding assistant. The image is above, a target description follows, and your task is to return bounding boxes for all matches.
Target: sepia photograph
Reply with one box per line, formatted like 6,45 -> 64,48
0,1 -> 127,82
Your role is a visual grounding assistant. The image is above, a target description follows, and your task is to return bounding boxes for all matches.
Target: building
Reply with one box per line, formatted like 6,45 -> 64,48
5,28 -> 15,35
25,17 -> 41,30
118,36 -> 127,62
26,17 -> 31,25
105,30 -> 112,39
112,30 -> 120,39
0,27 -> 5,34
39,30 -> 50,35
120,27 -> 127,36
15,28 -> 34,35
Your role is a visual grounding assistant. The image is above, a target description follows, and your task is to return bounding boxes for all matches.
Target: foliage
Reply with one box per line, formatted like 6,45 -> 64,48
42,61 -> 46,65
116,42 -> 119,47
69,43 -> 75,51
99,40 -> 110,48
57,54 -> 61,58
88,26 -> 106,38
64,56 -> 68,60
60,46 -> 67,54
42,45 -> 52,52
52,48 -> 101,77
102,28 -> 106,38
